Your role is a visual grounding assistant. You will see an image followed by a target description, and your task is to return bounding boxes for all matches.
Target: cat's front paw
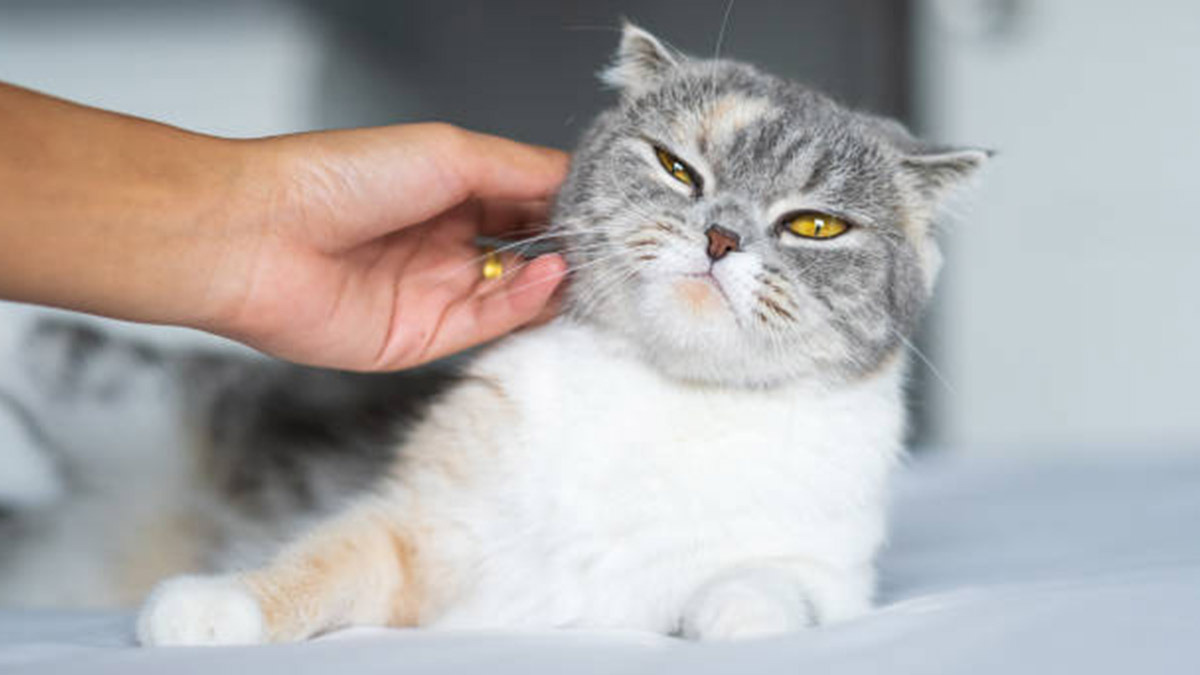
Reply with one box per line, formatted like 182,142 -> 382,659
137,575 -> 266,646
680,570 -> 814,641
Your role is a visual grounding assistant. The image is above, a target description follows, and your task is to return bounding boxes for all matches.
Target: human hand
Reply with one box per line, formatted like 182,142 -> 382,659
204,123 -> 569,371
0,84 -> 569,370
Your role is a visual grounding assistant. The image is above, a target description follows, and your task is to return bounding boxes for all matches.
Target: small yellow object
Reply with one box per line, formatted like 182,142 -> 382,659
784,212 -> 850,240
482,247 -> 504,280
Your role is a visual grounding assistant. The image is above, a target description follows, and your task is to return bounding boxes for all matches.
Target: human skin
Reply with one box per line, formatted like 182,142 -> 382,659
0,82 -> 569,371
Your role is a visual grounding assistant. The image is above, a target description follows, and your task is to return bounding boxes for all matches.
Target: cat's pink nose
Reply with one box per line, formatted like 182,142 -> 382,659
705,225 -> 741,261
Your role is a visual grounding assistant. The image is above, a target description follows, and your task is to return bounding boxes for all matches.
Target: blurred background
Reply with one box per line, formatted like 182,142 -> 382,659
1,0 -> 1198,508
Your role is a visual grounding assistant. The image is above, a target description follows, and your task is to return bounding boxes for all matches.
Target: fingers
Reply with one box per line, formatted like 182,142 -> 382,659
283,123 -> 567,251
392,123 -> 567,226
414,253 -> 567,364
442,126 -> 569,205
525,278 -> 567,327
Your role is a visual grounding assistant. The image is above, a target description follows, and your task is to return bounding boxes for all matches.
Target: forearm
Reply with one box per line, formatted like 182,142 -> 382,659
0,82 -> 262,329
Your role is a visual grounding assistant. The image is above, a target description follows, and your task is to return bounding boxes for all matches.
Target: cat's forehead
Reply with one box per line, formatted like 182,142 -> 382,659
685,92 -> 777,151
637,66 -> 847,143
633,73 -> 777,142
629,68 -> 900,223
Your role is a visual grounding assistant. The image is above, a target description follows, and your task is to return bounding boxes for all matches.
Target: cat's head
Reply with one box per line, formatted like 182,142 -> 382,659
552,24 -> 986,387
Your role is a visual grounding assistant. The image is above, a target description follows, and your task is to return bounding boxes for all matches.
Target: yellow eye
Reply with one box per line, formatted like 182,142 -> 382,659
783,212 -> 850,240
655,147 -> 699,188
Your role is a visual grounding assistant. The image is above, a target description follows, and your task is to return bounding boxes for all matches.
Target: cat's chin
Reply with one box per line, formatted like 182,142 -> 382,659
576,277 -> 789,388
622,314 -> 804,389
647,351 -> 804,389
639,273 -> 739,330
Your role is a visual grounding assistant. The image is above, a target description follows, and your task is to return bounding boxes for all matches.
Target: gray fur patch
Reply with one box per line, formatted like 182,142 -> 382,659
20,319 -> 457,521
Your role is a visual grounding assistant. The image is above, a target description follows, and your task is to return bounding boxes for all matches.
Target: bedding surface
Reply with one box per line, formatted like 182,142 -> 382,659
2,451 -> 1198,674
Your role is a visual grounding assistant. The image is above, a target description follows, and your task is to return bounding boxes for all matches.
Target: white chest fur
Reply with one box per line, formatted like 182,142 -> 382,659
424,320 -> 906,632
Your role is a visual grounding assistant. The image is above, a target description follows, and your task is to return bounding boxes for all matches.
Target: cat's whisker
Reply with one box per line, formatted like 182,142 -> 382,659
478,229 -> 577,250
433,231 -> 579,287
709,0 -> 737,103
713,0 -> 736,61
491,239 -> 617,284
560,250 -> 632,277
562,24 -> 623,33
562,251 -> 638,303
572,264 -> 639,318
889,327 -> 956,395
498,249 -> 630,298
486,223 -> 555,237
483,239 -> 618,288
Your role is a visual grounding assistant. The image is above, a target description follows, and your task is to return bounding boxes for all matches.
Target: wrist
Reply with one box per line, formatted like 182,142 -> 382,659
181,134 -> 288,338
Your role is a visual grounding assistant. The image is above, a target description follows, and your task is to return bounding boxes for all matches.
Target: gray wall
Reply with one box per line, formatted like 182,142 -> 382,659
299,0 -> 911,145
915,0 -> 1200,453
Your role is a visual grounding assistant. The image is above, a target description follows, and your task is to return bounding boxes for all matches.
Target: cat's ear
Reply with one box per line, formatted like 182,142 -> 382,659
900,147 -> 990,292
601,22 -> 680,96
900,148 -> 992,207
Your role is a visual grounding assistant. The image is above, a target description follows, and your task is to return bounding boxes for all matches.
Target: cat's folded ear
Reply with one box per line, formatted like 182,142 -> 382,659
901,147 -> 992,207
899,148 -> 990,292
601,22 -> 680,97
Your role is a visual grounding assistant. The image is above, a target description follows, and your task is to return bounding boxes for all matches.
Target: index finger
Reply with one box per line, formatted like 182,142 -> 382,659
386,123 -> 568,232
442,125 -> 569,203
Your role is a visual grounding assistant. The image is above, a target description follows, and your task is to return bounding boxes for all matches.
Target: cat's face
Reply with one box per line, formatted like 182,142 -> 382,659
553,25 -> 985,387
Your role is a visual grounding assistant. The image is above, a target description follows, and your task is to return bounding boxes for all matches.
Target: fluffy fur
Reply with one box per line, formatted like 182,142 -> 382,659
140,321 -> 903,643
2,24 -> 986,642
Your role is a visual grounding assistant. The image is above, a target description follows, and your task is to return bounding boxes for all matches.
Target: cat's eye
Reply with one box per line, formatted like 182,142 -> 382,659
654,146 -> 701,191
781,212 -> 851,240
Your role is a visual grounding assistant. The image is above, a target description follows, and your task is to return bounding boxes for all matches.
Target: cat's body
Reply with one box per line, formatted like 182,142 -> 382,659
352,321 -> 897,633
3,23 -> 986,642
137,319 -> 902,643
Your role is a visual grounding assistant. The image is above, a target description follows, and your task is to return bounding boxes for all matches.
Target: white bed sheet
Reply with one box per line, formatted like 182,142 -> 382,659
2,452 -> 1198,674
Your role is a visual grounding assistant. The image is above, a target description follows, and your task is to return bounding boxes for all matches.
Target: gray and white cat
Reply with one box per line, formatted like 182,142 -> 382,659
4,24 -> 986,641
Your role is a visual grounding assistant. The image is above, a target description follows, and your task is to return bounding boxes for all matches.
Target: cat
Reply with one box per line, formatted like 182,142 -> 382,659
7,23 -> 987,641
134,23 -> 986,644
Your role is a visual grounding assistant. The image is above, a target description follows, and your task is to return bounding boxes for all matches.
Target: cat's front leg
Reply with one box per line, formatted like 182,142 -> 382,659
138,505 -> 421,646
679,558 -> 871,641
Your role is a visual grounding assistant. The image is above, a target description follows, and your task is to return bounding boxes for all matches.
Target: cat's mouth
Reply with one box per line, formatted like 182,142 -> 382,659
673,272 -> 734,317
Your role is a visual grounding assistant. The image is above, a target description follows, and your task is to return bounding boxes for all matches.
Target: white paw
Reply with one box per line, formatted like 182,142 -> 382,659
137,575 -> 266,646
680,572 -> 814,641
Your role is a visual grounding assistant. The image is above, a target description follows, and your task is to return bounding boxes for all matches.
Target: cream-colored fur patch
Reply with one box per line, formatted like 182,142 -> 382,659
702,94 -> 771,144
673,277 -> 725,316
